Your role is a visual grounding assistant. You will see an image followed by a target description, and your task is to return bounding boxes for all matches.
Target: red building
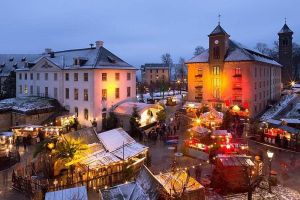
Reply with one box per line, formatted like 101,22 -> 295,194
186,23 -> 281,118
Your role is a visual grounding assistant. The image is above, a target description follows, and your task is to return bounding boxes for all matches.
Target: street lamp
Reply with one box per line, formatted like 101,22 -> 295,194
267,150 -> 274,193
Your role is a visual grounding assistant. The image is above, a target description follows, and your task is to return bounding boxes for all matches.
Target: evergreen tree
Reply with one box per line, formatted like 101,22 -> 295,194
129,105 -> 141,137
1,71 -> 16,99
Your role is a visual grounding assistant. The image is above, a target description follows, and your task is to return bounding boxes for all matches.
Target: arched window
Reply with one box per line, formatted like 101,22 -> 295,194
84,109 -> 88,120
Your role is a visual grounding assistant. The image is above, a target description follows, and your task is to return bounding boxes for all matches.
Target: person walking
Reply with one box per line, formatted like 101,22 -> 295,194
22,137 -> 27,151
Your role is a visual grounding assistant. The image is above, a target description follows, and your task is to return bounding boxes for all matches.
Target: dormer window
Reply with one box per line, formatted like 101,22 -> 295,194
0,63 -> 5,68
9,57 -> 14,62
13,63 -> 17,68
107,56 -> 116,63
21,57 -> 26,62
74,57 -> 87,66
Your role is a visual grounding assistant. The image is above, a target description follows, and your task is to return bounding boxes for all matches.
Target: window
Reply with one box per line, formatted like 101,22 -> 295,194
74,107 -> 78,117
150,69 -> 152,73
84,73 -> 88,81
127,73 -> 131,80
65,73 -> 69,81
74,88 -> 78,100
45,87 -> 48,97
19,85 -> 22,94
30,85 -> 33,95
254,68 -> 257,77
45,73 -> 48,80
212,66 -> 220,75
54,73 -> 57,81
19,73 -> 22,80
84,109 -> 89,120
213,78 -> 220,98
74,73 -> 78,81
102,89 -> 107,101
65,88 -> 69,99
115,88 -> 120,99
213,46 -> 220,59
156,69 -> 158,73
235,67 -> 241,75
24,85 -> 28,94
115,73 -> 120,81
163,69 -> 165,73
162,75 -> 165,80
196,68 -> 203,77
84,89 -> 88,101
37,73 -> 40,80
25,73 -> 27,80
30,73 -> 33,80
54,88 -> 58,98
102,73 -> 107,81
127,87 -> 131,97
37,86 -> 40,95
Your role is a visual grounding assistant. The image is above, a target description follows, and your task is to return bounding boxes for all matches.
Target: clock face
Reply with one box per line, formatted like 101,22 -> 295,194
214,40 -> 219,45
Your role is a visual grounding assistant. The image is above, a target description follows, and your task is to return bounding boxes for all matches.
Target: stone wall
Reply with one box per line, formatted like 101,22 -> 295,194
11,111 -> 55,126
0,112 -> 12,131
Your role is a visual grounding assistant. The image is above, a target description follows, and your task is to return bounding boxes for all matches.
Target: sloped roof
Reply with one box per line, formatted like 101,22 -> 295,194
217,154 -> 254,167
209,24 -> 228,36
278,23 -> 293,34
0,54 -> 41,77
45,186 -> 88,200
114,102 -> 163,116
186,39 -> 281,66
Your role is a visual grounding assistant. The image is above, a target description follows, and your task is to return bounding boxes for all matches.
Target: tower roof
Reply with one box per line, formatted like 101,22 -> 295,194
278,23 -> 293,34
209,24 -> 228,36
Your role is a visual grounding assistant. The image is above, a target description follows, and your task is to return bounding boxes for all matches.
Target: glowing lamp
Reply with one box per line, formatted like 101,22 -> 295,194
290,81 -> 296,87
196,119 -> 201,124
232,105 -> 240,112
226,144 -> 231,149
267,150 -> 274,160
47,142 -> 55,150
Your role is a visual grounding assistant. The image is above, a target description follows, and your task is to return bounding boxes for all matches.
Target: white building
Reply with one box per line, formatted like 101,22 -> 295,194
16,41 -> 137,130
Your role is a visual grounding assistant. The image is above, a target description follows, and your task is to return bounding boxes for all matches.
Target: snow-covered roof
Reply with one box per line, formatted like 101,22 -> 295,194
18,46 -> 136,71
80,150 -> 120,168
114,102 -> 163,116
45,186 -> 88,200
281,118 -> 300,124
217,154 -> 254,167
186,39 -> 281,66
97,128 -> 136,152
112,142 -> 148,160
0,54 -> 41,77
191,126 -> 209,134
266,119 -> 282,125
0,97 -> 58,114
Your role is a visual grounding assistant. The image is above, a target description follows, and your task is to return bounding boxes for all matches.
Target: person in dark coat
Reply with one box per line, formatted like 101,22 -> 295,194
22,137 -> 27,151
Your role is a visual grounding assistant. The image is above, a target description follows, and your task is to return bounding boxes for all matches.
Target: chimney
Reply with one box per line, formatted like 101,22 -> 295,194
95,40 -> 104,48
45,48 -> 52,54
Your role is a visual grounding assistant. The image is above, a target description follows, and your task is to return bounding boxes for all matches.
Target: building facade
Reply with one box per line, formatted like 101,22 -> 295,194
141,64 -> 170,85
16,41 -> 136,130
186,24 -> 281,118
278,22 -> 294,85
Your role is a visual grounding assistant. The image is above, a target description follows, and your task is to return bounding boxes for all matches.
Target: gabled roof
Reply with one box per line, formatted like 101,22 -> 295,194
209,24 -> 228,36
278,23 -> 293,34
186,39 -> 281,66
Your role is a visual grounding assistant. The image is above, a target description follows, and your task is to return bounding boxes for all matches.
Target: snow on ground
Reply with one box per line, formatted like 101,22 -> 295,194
224,182 -> 300,200
260,94 -> 297,121
0,96 -> 55,112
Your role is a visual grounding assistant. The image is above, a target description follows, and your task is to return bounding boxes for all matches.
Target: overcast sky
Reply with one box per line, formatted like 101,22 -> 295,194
0,0 -> 299,67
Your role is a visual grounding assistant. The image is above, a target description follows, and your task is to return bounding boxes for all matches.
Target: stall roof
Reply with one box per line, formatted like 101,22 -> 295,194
112,142 -> 148,160
212,130 -> 231,136
182,102 -> 202,109
97,128 -> 136,152
114,102 -> 163,116
191,126 -> 210,134
45,186 -> 88,200
281,118 -> 300,124
266,119 -> 282,126
0,132 -> 13,137
279,125 -> 300,134
217,154 -> 254,167
80,150 -> 121,168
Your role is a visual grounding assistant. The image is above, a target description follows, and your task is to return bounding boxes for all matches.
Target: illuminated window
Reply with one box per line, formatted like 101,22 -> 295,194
115,88 -> 120,99
127,87 -> 131,97
102,73 -> 107,81
74,73 -> 78,81
115,73 -> 120,81
213,78 -> 220,98
84,89 -> 88,101
74,107 -> 78,117
65,88 -> 69,99
235,67 -> 241,75
74,88 -> 78,100
84,109 -> 88,120
24,85 -> 28,94
102,89 -> 107,101
213,66 -> 220,75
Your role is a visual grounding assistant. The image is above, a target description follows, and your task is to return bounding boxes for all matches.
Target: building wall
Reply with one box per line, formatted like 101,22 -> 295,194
16,63 -> 136,130
0,112 -> 12,131
11,111 -> 55,126
142,68 -> 169,85
187,61 -> 281,118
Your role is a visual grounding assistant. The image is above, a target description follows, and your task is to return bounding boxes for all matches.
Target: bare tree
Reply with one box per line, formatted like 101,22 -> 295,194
194,46 -> 205,56
255,43 -> 271,55
161,53 -> 173,66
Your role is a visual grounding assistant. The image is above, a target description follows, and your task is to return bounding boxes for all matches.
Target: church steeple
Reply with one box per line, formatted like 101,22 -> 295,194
278,19 -> 294,85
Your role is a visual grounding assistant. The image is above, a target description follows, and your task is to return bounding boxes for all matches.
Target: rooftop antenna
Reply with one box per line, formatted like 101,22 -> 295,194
218,14 -> 221,25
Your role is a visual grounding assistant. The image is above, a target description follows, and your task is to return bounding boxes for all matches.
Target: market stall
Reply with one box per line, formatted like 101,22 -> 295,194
200,109 -> 223,129
12,125 -> 43,138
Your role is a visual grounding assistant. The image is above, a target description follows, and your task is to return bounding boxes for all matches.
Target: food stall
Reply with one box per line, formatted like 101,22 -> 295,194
200,110 -> 223,129
12,125 -> 43,138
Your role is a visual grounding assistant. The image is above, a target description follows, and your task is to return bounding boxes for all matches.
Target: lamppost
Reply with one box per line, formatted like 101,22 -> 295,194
267,150 -> 274,193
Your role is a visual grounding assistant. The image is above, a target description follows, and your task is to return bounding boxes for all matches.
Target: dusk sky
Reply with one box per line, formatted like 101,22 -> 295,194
0,0 -> 299,67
